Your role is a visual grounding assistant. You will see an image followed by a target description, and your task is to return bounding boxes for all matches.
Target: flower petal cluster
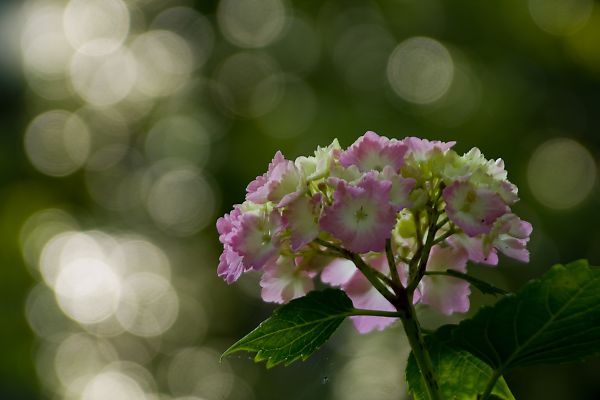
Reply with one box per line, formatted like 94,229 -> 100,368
320,173 -> 396,253
217,132 -> 532,333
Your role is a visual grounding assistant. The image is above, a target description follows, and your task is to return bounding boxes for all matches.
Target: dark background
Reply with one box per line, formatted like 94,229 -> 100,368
1,0 -> 599,398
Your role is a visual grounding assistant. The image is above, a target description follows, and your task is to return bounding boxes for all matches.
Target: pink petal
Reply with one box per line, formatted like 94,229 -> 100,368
217,248 -> 246,284
495,238 -> 529,263
269,165 -> 303,206
448,234 -> 499,266
230,211 -> 283,270
443,181 -> 508,236
320,173 -> 396,253
216,206 -> 254,283
339,131 -> 408,173
402,137 -> 456,161
283,194 -> 322,251
246,151 -> 286,203
420,273 -> 471,315
246,151 -> 303,206
216,206 -> 242,245
321,258 -> 357,286
344,271 -> 397,333
486,214 -> 532,263
419,245 -> 471,315
260,258 -> 314,303
349,290 -> 397,333
506,217 -> 533,239
388,173 -> 416,211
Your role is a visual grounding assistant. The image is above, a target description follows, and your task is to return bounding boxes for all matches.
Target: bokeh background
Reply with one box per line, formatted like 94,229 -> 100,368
1,0 -> 599,399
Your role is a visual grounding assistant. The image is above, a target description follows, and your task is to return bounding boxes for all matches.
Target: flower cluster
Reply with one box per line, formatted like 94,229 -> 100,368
217,132 -> 532,333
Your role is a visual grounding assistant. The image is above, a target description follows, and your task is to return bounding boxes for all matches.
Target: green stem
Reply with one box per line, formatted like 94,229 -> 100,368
316,234 -> 442,400
479,369 -> 502,399
349,252 -> 397,305
386,239 -> 402,290
370,267 -> 395,287
432,228 -> 455,245
399,300 -> 442,400
315,238 -> 396,304
350,308 -> 402,318
414,210 -> 423,246
434,217 -> 449,231
407,209 -> 440,294
314,237 -> 345,253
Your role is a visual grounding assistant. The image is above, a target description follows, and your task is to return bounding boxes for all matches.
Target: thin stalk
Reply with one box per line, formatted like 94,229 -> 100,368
385,239 -> 402,289
407,209 -> 439,294
434,217 -> 449,231
349,252 -> 397,305
432,228 -> 456,245
370,267 -> 395,287
398,255 -> 411,264
314,237 -> 346,254
409,210 -> 425,281
350,308 -> 402,318
413,210 -> 423,246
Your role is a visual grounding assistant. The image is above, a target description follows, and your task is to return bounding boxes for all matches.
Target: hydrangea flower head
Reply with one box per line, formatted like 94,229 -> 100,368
216,131 -> 532,333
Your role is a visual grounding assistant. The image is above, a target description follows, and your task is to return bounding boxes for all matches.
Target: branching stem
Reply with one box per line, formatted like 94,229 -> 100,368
315,220 -> 443,400
314,238 -> 396,305
432,228 -> 456,245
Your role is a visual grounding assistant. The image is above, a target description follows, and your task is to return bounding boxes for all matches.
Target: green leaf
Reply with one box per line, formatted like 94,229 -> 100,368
222,289 -> 353,368
453,260 -> 600,373
406,326 -> 515,400
426,270 -> 508,296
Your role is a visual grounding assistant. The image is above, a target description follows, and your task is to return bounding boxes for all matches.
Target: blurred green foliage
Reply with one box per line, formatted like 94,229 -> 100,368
1,0 -> 599,399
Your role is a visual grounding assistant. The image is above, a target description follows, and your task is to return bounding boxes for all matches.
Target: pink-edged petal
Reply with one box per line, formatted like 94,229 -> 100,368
246,151 -> 304,206
443,181 -> 508,236
277,190 -> 303,208
448,234 -> 499,266
484,214 -> 532,263
339,131 -> 408,173
419,244 -> 470,315
402,137 -> 456,161
269,164 -> 303,206
260,257 -> 314,304
496,181 -> 519,205
505,216 -> 533,239
389,174 -> 416,211
230,211 -> 283,270
320,173 -> 396,253
425,244 -> 469,274
217,248 -> 246,284
495,237 -> 529,262
216,206 -> 253,283
328,163 -> 362,183
246,151 -> 286,203
420,272 -> 471,315
321,258 -> 356,287
283,194 -> 322,251
216,206 -> 242,245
